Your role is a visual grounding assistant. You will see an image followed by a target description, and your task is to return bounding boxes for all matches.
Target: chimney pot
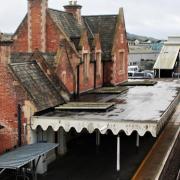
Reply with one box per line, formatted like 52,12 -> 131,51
64,1 -> 82,24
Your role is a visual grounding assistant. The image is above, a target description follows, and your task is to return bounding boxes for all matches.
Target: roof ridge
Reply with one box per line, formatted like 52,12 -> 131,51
83,14 -> 118,17
48,8 -> 72,15
48,8 -> 118,17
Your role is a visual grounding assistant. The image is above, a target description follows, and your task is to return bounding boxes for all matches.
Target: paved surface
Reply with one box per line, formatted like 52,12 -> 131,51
132,103 -> 180,180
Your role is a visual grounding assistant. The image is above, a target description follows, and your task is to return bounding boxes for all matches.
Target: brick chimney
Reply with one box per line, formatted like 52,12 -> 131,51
27,0 -> 47,52
64,0 -> 82,24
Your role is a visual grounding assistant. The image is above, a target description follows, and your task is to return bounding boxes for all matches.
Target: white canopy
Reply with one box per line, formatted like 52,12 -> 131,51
31,81 -> 180,138
154,45 -> 180,70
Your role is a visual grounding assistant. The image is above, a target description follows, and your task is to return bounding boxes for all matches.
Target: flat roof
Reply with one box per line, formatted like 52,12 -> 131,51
32,80 -> 180,137
0,143 -> 58,169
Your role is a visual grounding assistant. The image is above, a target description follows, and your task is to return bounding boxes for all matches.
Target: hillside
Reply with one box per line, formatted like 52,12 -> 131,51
127,32 -> 159,42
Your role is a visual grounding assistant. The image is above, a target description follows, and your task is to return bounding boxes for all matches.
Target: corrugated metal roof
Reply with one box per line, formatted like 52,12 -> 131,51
153,45 -> 180,70
0,143 -> 58,169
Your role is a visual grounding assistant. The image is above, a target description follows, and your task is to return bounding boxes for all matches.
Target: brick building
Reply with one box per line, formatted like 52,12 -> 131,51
0,0 -> 128,154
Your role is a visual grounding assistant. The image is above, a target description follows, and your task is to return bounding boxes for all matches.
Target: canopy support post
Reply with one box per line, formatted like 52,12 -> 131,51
117,134 -> 120,172
0,168 -> 5,175
96,130 -> 100,146
31,156 -> 41,180
58,127 -> 67,155
136,133 -> 140,152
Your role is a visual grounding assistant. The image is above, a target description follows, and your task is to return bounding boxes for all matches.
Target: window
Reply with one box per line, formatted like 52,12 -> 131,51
96,52 -> 101,77
118,50 -> 125,74
61,71 -> 66,84
120,34 -> 124,44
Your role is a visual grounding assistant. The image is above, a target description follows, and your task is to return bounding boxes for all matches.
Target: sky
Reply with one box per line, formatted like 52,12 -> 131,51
0,0 -> 180,40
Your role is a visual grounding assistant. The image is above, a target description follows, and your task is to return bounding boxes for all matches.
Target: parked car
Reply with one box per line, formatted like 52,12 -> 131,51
143,70 -> 155,78
128,66 -> 140,78
172,72 -> 180,78
128,72 -> 153,79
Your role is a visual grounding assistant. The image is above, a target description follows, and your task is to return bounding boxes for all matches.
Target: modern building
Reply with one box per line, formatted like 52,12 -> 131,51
154,36 -> 180,77
128,49 -> 160,69
127,37 -> 163,70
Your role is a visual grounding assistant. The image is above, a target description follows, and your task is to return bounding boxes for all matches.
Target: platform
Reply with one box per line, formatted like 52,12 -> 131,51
132,102 -> 180,180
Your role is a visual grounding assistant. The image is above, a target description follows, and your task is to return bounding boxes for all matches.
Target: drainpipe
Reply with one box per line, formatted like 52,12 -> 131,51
91,48 -> 96,89
17,104 -> 22,147
76,58 -> 83,97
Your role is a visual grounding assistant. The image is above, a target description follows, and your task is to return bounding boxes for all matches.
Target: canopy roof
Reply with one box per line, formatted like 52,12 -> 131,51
0,143 -> 58,169
154,45 -> 180,70
32,80 -> 180,137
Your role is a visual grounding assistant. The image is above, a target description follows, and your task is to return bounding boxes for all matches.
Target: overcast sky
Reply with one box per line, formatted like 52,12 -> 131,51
0,0 -> 180,39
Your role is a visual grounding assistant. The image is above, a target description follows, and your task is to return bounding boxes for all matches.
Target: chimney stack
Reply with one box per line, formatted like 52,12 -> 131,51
27,0 -> 47,52
64,0 -> 82,24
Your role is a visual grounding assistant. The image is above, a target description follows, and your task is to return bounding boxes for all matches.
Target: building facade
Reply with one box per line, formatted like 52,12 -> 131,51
0,0 -> 128,154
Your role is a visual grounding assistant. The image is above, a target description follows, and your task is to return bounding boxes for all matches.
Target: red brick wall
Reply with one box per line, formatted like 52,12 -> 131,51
0,44 -> 26,154
12,19 -> 28,52
96,66 -> 103,88
56,51 -> 75,93
79,63 -> 94,92
103,61 -> 113,85
104,20 -> 128,85
46,14 -> 61,52
55,30 -> 104,94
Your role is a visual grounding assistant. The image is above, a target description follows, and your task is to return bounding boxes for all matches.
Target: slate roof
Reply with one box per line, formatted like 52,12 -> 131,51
9,60 -> 65,111
83,15 -> 117,61
48,9 -> 81,38
11,52 -> 56,67
48,9 -> 118,60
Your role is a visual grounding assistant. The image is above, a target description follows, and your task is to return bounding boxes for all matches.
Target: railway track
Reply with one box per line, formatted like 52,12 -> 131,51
132,103 -> 180,180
